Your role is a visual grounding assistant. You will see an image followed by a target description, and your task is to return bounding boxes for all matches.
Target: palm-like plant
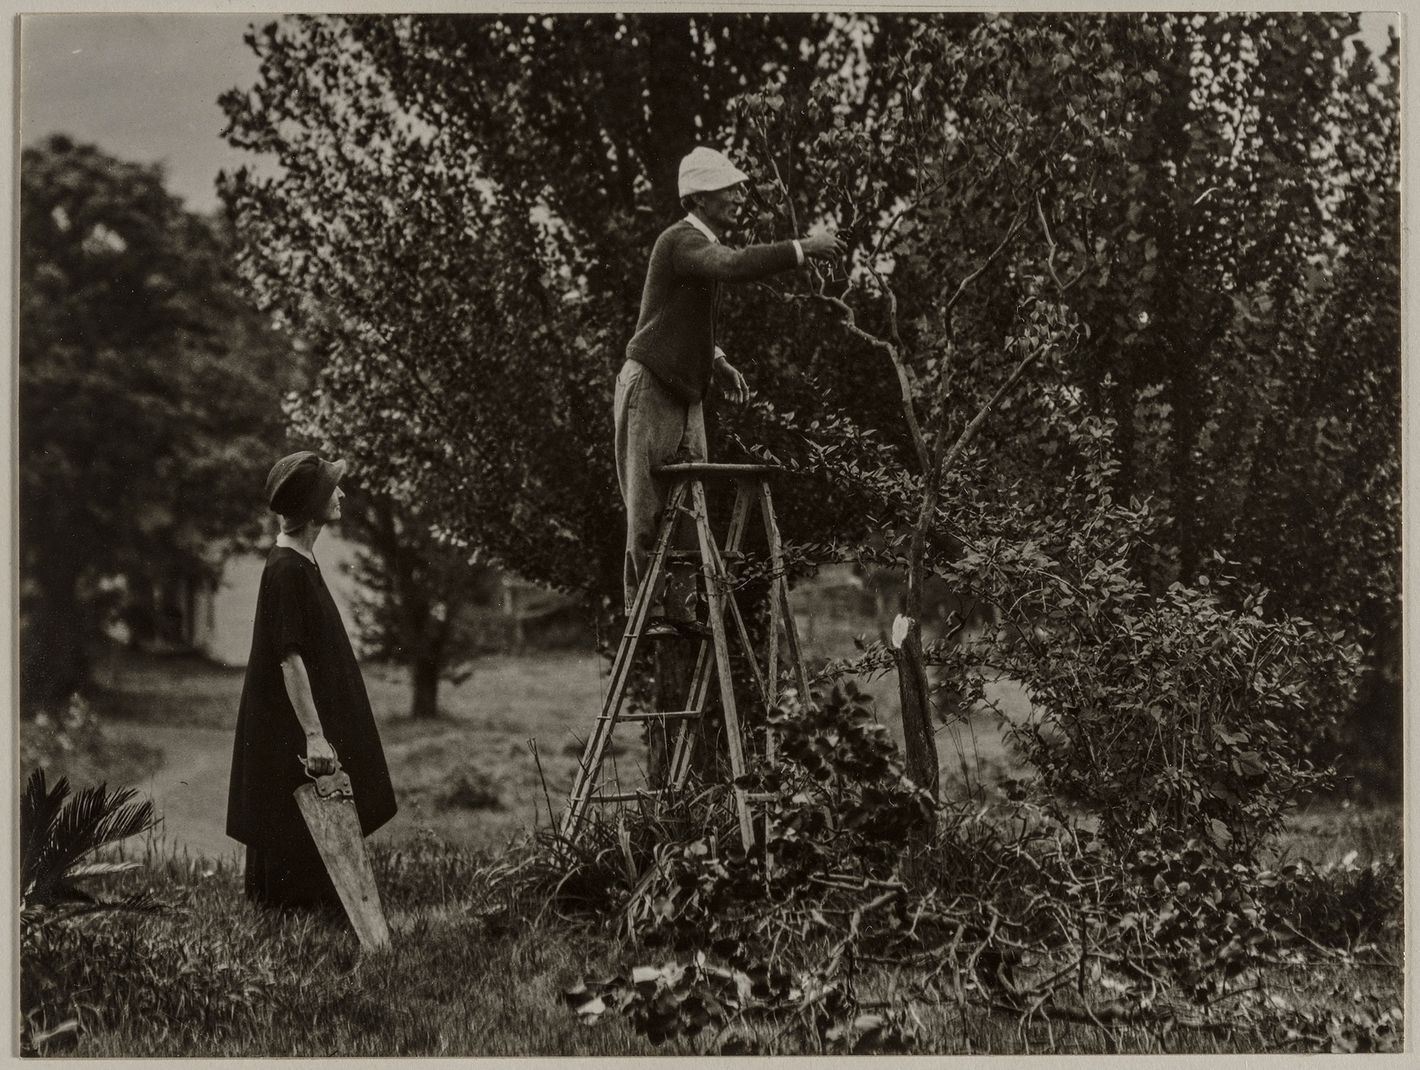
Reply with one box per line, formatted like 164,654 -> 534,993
20,768 -> 157,923
20,769 -> 160,1053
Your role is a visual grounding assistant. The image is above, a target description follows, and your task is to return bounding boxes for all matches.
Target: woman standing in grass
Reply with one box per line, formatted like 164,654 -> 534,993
226,451 -> 397,916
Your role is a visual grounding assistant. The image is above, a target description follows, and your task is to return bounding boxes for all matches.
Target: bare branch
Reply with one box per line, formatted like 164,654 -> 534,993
1036,191 -> 1065,291
945,206 -> 1028,315
813,291 -> 933,474
869,174 -> 949,265
865,262 -> 906,358
1036,191 -> 1093,293
939,340 -> 1048,476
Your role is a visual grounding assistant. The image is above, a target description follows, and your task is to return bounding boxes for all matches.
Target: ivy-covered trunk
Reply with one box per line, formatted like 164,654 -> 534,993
639,14 -> 700,219
894,625 -> 937,802
896,453 -> 947,806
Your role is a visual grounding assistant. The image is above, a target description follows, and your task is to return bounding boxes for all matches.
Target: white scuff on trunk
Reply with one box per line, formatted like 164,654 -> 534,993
891,614 -> 912,649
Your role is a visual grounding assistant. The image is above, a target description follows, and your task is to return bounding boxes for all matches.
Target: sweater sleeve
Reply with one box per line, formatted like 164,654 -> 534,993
671,228 -> 801,282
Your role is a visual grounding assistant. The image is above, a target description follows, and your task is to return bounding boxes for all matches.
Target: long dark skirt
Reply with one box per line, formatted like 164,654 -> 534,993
244,828 -> 345,921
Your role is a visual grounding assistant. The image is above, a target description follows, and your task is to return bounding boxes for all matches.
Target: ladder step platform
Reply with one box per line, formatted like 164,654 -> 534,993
619,709 -> 701,722
559,463 -> 812,853
589,790 -> 670,804
667,549 -> 744,563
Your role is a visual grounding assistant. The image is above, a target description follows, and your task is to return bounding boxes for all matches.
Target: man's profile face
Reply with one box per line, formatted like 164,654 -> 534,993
694,183 -> 746,235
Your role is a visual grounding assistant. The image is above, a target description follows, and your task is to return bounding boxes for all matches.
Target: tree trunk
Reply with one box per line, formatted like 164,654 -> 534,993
409,652 -> 442,720
21,576 -> 87,715
1110,357 -> 1139,513
895,623 -> 938,799
638,14 -> 700,217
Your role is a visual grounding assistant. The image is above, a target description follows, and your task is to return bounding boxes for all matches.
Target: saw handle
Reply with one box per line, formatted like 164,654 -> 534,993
298,754 -> 354,799
299,752 -> 342,778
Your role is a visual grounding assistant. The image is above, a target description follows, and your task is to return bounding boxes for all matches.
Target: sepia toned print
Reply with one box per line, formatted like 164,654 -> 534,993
17,9 -> 1402,1057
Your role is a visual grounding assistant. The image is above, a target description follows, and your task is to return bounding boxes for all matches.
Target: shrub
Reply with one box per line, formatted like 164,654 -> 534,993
811,398 -> 1360,865
555,682 -> 1396,1054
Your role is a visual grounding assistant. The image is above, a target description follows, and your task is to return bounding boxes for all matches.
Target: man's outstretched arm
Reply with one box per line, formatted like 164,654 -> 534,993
674,228 -> 844,282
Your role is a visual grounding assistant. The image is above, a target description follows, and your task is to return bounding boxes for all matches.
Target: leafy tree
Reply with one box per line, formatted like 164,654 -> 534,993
217,13 -> 920,783
219,14 -> 916,599
221,13 -> 1395,808
735,12 -> 1394,798
1216,28 -> 1401,786
339,487 -> 502,720
19,135 -> 296,712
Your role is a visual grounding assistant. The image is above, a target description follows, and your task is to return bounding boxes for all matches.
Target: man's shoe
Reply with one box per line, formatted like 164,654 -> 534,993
642,617 -> 679,639
642,616 -> 712,640
667,617 -> 713,639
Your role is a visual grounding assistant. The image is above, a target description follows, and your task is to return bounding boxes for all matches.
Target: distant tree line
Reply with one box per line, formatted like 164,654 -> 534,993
19,134 -> 505,721
18,135 -> 295,712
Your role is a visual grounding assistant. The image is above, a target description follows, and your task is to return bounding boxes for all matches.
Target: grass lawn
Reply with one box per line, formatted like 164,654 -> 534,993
28,820 -> 1402,1058
22,634 -> 1404,1057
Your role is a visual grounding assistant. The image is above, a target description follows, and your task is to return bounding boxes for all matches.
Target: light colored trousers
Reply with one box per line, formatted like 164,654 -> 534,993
613,359 -> 707,616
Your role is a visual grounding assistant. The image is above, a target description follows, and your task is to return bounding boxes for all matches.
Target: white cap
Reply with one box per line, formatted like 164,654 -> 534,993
678,147 -> 750,198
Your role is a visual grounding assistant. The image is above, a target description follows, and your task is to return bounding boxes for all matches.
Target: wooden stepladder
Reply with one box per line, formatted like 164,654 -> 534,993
561,463 -> 812,850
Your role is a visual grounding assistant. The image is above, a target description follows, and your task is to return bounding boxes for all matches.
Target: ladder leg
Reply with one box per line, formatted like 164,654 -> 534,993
668,641 -> 714,788
668,479 -> 752,788
765,528 -> 781,756
561,479 -> 688,844
759,481 -> 813,706
702,491 -> 770,708
691,479 -> 756,850
723,478 -> 753,553
716,479 -> 772,723
716,567 -> 770,708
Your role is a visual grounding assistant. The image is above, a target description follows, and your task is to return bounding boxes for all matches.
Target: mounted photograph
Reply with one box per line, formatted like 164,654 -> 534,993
15,8 -> 1403,1058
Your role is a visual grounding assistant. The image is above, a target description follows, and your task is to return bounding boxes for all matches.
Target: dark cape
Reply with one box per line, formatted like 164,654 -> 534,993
226,546 -> 396,908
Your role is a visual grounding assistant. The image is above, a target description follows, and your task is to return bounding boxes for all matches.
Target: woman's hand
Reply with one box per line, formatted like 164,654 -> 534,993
304,732 -> 338,776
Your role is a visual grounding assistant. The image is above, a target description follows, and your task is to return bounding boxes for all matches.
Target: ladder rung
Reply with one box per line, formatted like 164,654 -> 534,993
620,709 -> 702,722
745,792 -> 777,803
653,462 -> 781,477
667,550 -> 744,562
589,790 -> 669,804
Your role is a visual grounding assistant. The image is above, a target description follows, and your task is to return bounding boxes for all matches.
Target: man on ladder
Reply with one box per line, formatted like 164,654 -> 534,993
614,146 -> 845,637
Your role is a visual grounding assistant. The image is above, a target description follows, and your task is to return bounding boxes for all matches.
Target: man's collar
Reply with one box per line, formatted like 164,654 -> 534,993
684,212 -> 719,244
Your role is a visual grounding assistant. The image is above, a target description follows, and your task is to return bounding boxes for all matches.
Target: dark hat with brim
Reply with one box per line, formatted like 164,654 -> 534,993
266,451 -> 346,530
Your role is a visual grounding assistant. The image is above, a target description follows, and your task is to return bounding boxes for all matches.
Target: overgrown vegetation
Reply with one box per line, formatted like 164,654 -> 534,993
20,765 -> 1400,1058
544,685 -> 1397,1054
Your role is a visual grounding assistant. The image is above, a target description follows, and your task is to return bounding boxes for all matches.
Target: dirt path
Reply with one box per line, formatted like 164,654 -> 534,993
107,721 -> 241,863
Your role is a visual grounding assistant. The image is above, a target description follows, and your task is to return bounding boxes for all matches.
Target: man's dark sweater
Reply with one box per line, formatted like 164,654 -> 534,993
625,219 -> 800,403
